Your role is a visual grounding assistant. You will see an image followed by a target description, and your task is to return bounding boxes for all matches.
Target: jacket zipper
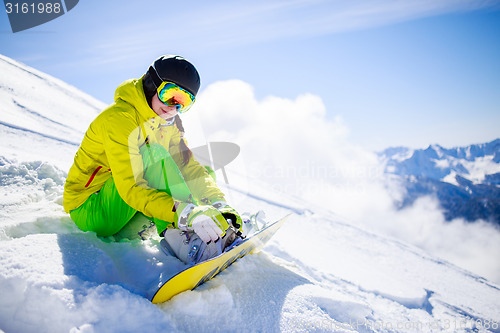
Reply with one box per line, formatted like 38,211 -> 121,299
85,166 -> 102,188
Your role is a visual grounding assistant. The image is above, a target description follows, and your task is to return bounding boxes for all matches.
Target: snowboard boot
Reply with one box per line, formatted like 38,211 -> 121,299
114,212 -> 158,241
161,228 -> 238,265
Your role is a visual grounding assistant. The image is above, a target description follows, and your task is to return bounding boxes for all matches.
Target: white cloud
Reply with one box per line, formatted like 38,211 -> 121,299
186,79 -> 500,284
193,80 -> 368,194
365,196 -> 500,283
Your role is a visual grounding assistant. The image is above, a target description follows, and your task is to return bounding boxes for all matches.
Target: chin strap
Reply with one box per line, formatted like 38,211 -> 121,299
160,117 -> 176,126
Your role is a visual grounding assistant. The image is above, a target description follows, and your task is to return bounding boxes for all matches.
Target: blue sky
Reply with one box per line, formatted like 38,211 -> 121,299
1,0 -> 499,150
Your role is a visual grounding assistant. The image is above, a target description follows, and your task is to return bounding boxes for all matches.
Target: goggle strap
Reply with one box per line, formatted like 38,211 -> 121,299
149,65 -> 163,89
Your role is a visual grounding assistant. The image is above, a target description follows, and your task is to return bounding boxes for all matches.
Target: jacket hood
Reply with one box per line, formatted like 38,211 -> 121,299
114,78 -> 158,120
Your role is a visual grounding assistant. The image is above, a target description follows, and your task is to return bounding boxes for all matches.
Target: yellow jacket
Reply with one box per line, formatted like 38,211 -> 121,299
63,78 -> 224,224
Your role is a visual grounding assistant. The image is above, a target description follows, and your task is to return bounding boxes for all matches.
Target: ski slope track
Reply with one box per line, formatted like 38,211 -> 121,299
0,54 -> 499,332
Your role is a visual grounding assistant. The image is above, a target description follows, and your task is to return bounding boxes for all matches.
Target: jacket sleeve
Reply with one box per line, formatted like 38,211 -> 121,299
169,132 -> 225,204
101,109 -> 177,223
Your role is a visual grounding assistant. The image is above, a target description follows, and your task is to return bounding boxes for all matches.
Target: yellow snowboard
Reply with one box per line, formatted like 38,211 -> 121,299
151,214 -> 290,304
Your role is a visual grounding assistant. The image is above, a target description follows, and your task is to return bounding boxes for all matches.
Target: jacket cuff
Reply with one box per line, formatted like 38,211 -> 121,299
209,196 -> 225,204
173,202 -> 195,230
211,200 -> 228,210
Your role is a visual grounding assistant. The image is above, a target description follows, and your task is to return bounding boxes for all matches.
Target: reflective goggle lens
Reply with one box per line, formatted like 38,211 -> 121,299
157,82 -> 195,113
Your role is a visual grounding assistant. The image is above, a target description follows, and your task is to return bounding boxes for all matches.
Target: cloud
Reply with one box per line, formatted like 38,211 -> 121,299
192,80 -> 372,193
186,79 -> 500,284
368,196 -> 500,283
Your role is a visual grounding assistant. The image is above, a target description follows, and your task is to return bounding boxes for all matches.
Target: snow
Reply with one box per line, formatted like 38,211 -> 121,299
1,54 -> 500,332
442,171 -> 459,186
461,155 -> 500,184
437,154 -> 500,185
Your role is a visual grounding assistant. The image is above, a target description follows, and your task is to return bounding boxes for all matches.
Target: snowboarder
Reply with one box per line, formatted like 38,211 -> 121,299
63,55 -> 244,263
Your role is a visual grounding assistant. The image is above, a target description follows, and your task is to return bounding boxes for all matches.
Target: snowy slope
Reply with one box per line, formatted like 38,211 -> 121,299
0,54 -> 105,169
1,55 -> 499,333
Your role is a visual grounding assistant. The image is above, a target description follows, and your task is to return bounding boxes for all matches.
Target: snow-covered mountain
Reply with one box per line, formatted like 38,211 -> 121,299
1,54 -> 499,332
381,140 -> 500,224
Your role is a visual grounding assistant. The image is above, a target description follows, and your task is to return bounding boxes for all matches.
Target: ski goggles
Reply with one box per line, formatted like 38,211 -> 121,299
156,81 -> 195,113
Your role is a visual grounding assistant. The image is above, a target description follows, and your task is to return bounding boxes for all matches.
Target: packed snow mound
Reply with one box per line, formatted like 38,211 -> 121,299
1,54 -> 500,332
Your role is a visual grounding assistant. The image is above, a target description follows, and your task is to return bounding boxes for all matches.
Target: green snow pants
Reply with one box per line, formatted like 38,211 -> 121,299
70,143 -> 194,237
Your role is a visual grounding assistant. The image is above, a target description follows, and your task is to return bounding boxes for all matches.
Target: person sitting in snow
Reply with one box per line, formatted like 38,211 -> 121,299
63,55 -> 244,264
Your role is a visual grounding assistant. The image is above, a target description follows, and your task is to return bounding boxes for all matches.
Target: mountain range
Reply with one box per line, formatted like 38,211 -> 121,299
380,139 -> 500,224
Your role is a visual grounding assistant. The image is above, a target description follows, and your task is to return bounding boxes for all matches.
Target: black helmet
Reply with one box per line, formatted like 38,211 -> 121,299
143,55 -> 200,103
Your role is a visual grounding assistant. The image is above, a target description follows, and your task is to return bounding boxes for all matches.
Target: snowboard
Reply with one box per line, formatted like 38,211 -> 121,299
151,214 -> 290,304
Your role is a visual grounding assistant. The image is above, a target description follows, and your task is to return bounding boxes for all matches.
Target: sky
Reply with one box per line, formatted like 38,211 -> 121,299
1,0 -> 499,150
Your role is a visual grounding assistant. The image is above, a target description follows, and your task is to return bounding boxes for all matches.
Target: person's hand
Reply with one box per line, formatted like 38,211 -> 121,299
211,201 -> 247,238
174,202 -> 230,243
